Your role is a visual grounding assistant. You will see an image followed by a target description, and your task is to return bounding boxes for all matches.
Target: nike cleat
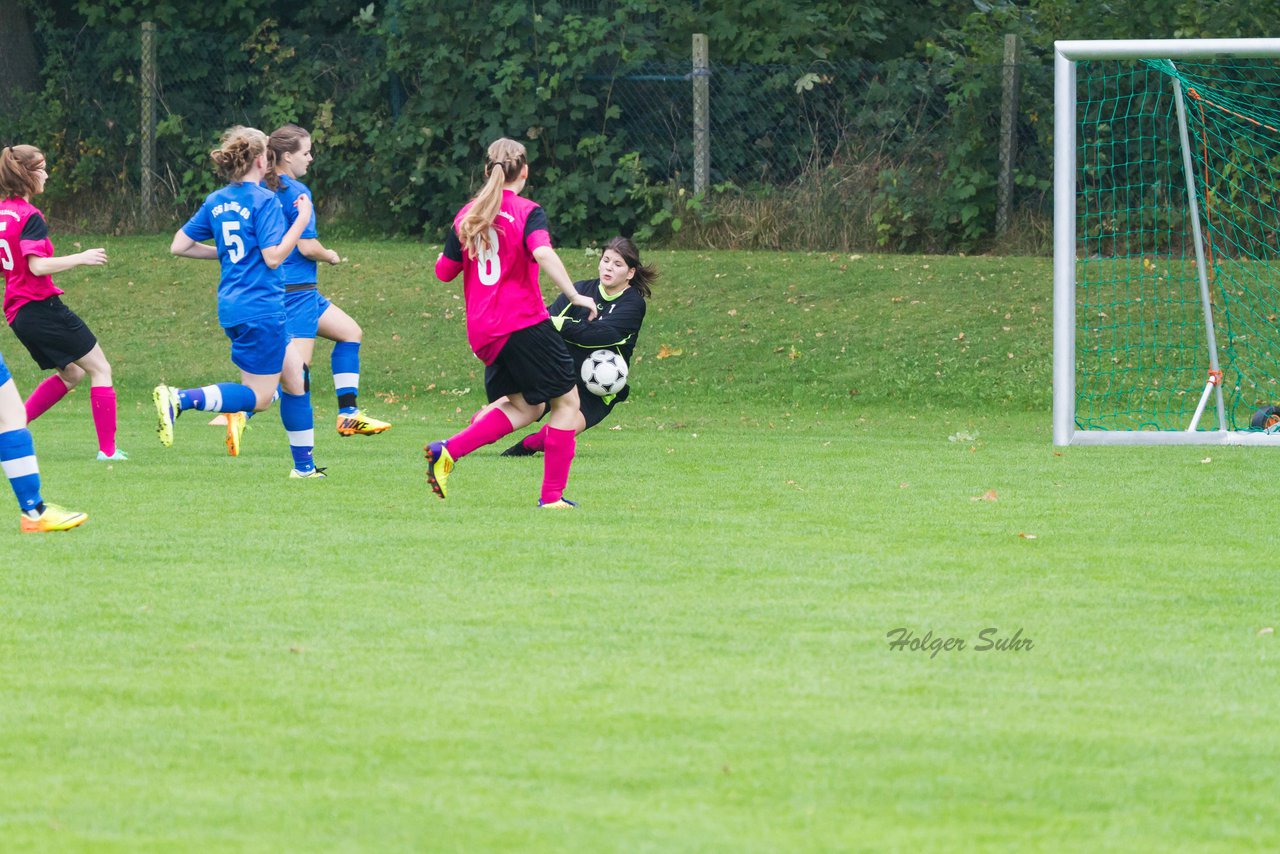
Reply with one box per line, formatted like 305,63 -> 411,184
20,503 -> 88,533
225,411 -> 246,456
337,410 -> 391,436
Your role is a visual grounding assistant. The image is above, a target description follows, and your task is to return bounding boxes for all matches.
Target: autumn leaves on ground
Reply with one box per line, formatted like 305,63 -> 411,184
3,240 -> 1276,851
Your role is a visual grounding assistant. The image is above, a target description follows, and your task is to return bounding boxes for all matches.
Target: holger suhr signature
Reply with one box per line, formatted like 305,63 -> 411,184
886,627 -> 1033,659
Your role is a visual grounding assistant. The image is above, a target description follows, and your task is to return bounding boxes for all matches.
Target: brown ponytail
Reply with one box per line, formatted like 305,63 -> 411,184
603,235 -> 658,299
0,145 -> 45,199
457,138 -> 528,259
265,123 -> 310,191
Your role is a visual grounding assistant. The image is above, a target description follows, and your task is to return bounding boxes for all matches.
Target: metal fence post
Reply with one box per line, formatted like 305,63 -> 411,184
997,33 -> 1021,237
140,21 -> 157,226
692,33 -> 709,195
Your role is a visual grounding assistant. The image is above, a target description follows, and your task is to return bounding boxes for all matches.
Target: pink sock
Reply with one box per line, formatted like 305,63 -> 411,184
447,407 -> 514,459
90,386 -> 118,456
523,425 -> 551,452
25,375 -> 71,422
540,427 -> 576,504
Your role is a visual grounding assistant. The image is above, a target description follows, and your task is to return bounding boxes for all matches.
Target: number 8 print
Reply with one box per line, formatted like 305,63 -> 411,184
477,227 -> 501,286
0,238 -> 13,271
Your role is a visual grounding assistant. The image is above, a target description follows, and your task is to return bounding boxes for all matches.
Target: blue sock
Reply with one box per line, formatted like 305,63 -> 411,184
0,428 -> 42,513
332,342 -> 360,414
280,390 -> 315,472
178,383 -> 258,413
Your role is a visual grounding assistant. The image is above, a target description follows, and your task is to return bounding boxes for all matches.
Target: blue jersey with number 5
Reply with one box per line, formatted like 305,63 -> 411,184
182,182 -> 287,328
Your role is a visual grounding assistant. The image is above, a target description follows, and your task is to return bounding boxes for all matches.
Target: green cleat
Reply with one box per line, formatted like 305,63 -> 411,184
289,466 -> 328,479
153,384 -> 180,448
424,440 -> 453,499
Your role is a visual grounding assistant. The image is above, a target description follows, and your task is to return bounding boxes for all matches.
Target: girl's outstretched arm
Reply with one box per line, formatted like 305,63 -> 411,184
27,247 -> 108,275
170,230 -> 217,260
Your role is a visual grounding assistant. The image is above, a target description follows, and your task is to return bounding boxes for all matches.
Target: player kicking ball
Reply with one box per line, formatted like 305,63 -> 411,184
425,138 -> 597,508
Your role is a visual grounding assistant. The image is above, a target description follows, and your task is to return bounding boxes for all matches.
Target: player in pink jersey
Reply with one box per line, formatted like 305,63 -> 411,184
426,137 -> 597,508
0,144 -> 125,462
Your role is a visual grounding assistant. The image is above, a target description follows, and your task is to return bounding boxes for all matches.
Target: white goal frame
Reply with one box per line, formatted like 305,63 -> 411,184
1053,38 -> 1280,446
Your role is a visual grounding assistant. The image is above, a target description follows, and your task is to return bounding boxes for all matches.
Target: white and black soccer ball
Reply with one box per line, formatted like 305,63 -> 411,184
580,349 -> 628,397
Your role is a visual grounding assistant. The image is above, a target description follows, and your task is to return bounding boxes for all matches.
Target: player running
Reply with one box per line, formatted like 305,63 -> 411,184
265,124 -> 390,442
158,126 -> 324,478
0,144 -> 125,461
425,137 -> 597,508
498,236 -> 656,456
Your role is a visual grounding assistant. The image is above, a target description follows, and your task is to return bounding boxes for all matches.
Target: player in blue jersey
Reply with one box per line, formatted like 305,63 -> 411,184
265,124 -> 390,440
155,125 -> 325,478
0,350 -> 87,532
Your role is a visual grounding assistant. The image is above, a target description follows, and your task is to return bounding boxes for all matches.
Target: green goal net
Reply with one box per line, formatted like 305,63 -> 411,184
1067,47 -> 1280,438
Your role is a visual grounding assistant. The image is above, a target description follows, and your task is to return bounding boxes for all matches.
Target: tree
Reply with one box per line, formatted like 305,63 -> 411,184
0,0 -> 40,114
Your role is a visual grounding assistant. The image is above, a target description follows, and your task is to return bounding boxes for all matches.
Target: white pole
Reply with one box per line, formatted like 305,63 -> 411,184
1171,72 -> 1228,431
1186,373 -> 1220,432
1052,48 -> 1077,446
1056,39 -> 1280,61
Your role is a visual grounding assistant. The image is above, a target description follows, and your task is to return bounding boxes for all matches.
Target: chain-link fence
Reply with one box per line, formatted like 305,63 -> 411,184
3,22 -> 1055,251
602,56 -> 1053,249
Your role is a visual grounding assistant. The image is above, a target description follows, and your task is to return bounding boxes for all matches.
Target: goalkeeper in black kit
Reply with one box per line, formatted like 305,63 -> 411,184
497,236 -> 657,456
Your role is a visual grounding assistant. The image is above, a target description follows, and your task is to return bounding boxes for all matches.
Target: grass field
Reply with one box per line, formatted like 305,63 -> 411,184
3,239 -> 1279,851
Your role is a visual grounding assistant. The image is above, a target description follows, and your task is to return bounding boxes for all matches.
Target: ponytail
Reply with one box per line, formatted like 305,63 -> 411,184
457,138 -> 528,259
265,123 -> 311,191
209,126 -> 269,182
0,144 -> 45,199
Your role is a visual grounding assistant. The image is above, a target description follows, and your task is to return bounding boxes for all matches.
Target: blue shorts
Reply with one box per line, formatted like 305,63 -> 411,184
0,351 -> 10,386
225,314 -> 288,376
284,288 -> 332,339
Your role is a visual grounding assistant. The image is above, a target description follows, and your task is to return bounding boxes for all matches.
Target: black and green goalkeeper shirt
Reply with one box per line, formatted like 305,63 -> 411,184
548,278 -> 647,403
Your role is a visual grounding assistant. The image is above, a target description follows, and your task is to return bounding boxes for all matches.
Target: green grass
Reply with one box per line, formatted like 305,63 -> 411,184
2,240 -> 1278,851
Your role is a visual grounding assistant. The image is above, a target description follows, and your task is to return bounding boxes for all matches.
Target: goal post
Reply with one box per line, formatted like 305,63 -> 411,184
1053,38 -> 1280,446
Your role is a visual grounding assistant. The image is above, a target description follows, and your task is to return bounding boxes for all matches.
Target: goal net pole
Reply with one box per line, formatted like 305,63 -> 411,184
1170,70 -> 1225,432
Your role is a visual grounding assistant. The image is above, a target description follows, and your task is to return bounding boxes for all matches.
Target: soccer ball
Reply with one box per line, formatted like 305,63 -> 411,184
580,349 -> 628,396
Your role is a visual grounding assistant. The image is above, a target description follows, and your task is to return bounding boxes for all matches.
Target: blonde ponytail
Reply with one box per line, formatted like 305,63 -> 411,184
209,126 -> 269,182
457,138 -> 527,259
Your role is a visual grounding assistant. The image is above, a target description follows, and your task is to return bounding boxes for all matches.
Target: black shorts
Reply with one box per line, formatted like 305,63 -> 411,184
484,320 -> 576,407
10,296 -> 98,370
